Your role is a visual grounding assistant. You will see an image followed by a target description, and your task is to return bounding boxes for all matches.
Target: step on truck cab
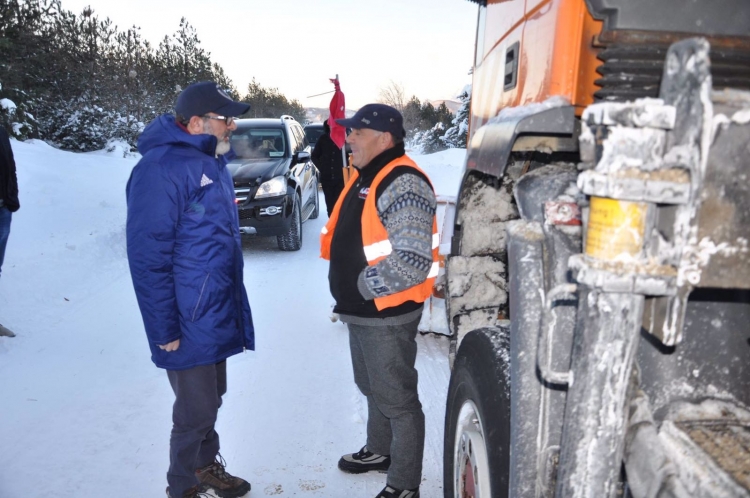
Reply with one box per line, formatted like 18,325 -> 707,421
444,1 -> 750,497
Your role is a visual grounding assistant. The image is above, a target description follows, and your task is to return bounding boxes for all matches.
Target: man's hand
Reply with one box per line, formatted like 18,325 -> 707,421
158,339 -> 180,352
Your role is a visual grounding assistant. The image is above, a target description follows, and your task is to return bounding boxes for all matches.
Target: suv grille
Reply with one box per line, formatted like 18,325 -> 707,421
234,183 -> 259,204
235,186 -> 252,203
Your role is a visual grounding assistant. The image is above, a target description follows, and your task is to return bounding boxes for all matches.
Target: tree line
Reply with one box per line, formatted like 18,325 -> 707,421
378,81 -> 470,153
0,0 -> 304,152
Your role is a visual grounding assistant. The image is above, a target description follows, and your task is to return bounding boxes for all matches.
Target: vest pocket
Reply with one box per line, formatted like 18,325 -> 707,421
191,272 -> 211,322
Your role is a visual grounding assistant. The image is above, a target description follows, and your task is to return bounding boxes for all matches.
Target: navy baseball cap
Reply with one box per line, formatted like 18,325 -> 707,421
336,103 -> 406,138
175,81 -> 250,118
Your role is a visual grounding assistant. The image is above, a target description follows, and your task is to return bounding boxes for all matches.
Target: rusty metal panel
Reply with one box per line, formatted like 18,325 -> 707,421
693,101 -> 750,289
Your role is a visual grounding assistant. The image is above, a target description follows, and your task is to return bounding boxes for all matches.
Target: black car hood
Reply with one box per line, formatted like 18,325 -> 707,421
227,157 -> 290,185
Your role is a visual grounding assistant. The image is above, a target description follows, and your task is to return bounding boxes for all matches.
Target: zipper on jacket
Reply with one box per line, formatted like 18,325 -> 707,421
191,273 -> 211,322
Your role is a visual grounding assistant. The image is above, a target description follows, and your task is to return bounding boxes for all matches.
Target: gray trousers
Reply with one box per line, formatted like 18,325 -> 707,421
347,318 -> 425,490
166,361 -> 226,496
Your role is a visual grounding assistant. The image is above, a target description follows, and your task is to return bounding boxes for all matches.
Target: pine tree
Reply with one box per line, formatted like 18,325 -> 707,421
442,86 -> 471,148
240,79 -> 305,123
435,102 -> 453,128
0,0 -> 58,137
420,101 -> 437,130
421,122 -> 447,154
0,1 -> 307,150
402,95 -> 422,136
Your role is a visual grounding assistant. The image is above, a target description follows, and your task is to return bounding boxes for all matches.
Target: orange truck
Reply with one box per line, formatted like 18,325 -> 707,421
443,1 -> 750,497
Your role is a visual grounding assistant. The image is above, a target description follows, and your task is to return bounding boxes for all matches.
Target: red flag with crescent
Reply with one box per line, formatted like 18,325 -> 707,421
328,78 -> 346,149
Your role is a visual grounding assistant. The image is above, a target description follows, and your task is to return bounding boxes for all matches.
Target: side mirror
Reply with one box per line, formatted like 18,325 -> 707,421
295,150 -> 311,164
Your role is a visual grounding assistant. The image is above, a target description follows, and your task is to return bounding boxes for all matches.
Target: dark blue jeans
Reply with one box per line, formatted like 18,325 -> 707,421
166,360 -> 227,496
0,206 -> 11,277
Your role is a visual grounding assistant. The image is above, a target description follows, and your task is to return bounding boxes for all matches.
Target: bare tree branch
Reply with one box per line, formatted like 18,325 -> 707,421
377,80 -> 407,112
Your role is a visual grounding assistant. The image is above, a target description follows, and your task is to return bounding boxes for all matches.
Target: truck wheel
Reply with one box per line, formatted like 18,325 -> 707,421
444,327 -> 510,498
277,194 -> 302,251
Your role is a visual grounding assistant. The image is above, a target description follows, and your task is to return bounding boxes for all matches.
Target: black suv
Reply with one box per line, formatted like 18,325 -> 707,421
227,116 -> 320,251
303,123 -> 325,152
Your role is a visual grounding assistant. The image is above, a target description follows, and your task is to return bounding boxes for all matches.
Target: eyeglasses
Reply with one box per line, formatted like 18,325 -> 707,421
202,115 -> 235,125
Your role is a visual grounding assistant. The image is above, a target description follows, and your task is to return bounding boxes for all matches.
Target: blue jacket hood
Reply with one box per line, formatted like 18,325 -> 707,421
137,114 -> 218,157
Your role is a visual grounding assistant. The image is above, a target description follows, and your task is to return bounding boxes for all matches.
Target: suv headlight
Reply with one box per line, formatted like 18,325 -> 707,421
255,176 -> 287,199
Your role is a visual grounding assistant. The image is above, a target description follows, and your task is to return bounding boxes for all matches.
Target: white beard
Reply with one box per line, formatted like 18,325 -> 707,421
215,140 -> 231,156
201,119 -> 232,157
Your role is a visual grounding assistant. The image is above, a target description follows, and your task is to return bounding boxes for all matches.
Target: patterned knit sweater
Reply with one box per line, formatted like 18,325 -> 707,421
356,172 -> 437,300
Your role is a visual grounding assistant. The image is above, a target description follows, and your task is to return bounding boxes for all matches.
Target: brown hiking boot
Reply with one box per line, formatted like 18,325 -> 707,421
195,454 -> 251,498
166,484 -> 212,498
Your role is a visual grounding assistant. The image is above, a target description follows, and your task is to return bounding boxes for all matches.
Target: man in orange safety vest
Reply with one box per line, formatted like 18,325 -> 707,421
320,103 -> 438,498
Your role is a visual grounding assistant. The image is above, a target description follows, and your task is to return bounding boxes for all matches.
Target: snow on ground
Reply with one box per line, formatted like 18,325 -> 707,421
0,139 -> 465,498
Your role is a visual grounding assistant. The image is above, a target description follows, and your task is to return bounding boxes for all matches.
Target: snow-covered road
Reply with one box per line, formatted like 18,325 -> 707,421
0,140 -> 464,497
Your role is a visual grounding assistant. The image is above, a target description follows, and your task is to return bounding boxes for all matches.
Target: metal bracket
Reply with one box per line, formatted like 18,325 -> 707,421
568,254 -> 677,296
537,283 -> 578,386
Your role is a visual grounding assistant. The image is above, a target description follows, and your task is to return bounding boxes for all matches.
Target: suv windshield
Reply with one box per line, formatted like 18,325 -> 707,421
304,125 -> 325,145
231,127 -> 287,159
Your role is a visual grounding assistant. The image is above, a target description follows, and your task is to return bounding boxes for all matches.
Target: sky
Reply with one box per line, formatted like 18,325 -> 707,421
0,137 -> 465,496
59,0 -> 479,110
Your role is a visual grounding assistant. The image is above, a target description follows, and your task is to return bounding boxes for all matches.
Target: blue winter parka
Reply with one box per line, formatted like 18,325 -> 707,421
126,114 -> 255,370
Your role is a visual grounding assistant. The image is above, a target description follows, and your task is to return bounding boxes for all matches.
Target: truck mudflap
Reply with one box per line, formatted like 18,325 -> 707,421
506,214 -> 580,498
559,38 -> 750,497
419,194 -> 456,336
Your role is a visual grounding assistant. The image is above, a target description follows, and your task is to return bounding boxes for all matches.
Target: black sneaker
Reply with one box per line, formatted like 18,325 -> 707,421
376,484 -> 420,498
338,445 -> 391,474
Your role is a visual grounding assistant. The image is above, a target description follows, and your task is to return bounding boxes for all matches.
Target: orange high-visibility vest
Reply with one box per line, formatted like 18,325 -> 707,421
320,155 -> 439,311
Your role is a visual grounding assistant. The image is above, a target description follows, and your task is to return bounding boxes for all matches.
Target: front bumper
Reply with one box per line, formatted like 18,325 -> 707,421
236,193 -> 294,236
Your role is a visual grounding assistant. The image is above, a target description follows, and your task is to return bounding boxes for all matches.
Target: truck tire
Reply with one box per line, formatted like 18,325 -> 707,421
277,193 -> 302,251
444,327 -> 510,498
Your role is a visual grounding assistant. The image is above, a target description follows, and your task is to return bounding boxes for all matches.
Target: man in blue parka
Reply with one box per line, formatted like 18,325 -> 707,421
126,81 -> 254,498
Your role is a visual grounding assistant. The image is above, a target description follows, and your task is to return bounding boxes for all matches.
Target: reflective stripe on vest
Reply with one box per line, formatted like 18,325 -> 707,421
363,234 -> 440,280
320,153 -> 439,311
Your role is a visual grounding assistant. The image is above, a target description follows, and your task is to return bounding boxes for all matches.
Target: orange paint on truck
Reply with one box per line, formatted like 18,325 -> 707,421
469,0 -> 602,139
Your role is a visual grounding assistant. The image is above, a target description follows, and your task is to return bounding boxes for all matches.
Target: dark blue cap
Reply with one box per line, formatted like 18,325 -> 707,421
336,103 -> 405,138
175,81 -> 250,118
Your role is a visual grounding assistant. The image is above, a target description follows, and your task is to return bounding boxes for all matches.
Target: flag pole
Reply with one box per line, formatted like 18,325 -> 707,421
337,74 -> 349,178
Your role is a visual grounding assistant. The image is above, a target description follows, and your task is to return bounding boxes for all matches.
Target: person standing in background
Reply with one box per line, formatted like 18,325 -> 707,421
0,126 -> 19,338
311,120 -> 345,217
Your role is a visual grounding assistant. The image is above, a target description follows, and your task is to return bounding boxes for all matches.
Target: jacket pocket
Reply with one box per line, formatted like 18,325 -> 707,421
191,272 -> 211,322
